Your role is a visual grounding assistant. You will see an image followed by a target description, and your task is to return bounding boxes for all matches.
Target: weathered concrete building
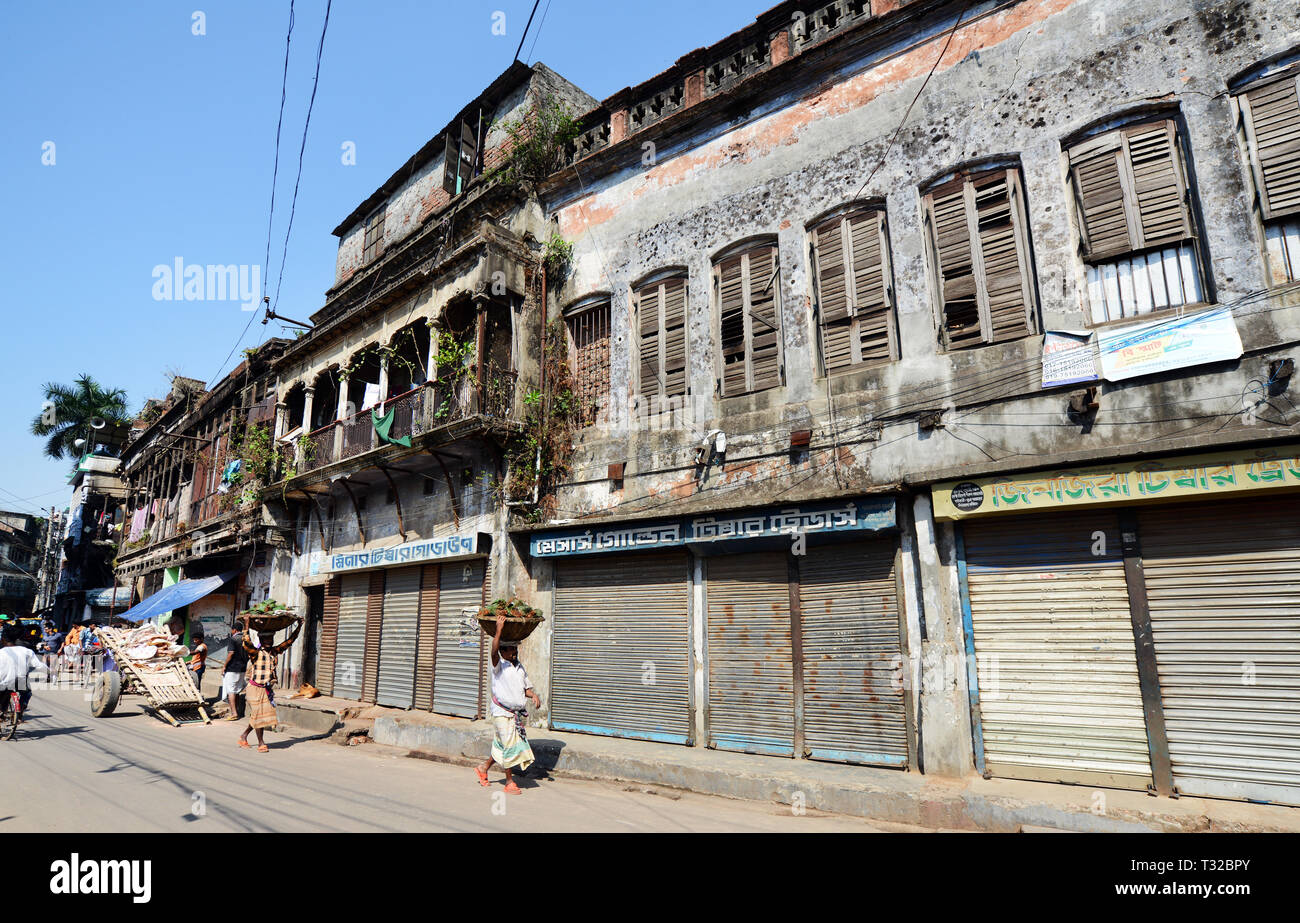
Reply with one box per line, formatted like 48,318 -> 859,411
258,62 -> 597,700
512,0 -> 1300,807
116,0 -> 1300,809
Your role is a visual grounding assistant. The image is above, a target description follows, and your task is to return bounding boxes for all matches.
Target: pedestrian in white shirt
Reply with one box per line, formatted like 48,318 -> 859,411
475,613 -> 542,795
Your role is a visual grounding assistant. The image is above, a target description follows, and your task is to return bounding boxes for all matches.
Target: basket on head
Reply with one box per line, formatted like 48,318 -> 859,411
240,612 -> 297,633
476,608 -> 545,644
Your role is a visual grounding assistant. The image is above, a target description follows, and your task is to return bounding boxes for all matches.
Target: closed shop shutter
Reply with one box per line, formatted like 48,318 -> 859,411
414,564 -> 439,710
333,573 -> 369,701
799,539 -> 908,766
362,570 -> 385,703
434,558 -> 485,717
706,551 -> 795,756
376,566 -> 421,708
1139,498 -> 1300,805
318,578 -> 340,695
551,552 -> 691,743
963,512 -> 1153,789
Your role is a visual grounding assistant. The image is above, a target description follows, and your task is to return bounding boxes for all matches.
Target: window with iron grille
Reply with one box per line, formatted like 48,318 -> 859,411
1066,116 -> 1204,323
923,166 -> 1039,350
566,300 -> 611,427
1236,65 -> 1300,286
362,207 -> 385,265
713,240 -> 782,396
634,272 -> 689,405
809,206 -> 898,373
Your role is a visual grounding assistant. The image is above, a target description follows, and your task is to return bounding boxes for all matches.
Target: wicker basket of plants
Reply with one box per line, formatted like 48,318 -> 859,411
476,597 -> 545,643
238,599 -> 299,633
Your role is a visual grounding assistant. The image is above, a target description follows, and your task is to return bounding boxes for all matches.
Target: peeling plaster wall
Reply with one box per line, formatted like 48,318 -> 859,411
546,0 -> 1300,526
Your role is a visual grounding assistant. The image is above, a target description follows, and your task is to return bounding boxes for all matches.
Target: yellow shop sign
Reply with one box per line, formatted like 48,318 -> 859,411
932,443 -> 1300,519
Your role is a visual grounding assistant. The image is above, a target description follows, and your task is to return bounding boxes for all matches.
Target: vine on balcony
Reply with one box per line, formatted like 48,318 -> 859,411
502,314 -> 576,522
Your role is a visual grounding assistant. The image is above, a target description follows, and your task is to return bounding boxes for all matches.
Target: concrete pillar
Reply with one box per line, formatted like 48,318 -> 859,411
912,493 -> 975,778
377,356 -> 389,405
273,402 -> 288,441
334,379 -> 350,458
301,387 -> 315,434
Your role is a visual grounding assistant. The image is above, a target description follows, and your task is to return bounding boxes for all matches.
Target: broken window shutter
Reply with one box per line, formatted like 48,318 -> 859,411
442,131 -> 459,195
637,284 -> 662,399
717,257 -> 747,396
928,178 -> 982,349
747,246 -> 781,392
973,170 -> 1033,342
662,276 -> 689,399
1124,120 -> 1193,249
1243,74 -> 1300,220
1069,136 -> 1133,261
849,210 -> 892,363
459,119 -> 478,191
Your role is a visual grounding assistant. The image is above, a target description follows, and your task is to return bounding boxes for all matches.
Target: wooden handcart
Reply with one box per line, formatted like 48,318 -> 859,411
89,627 -> 212,726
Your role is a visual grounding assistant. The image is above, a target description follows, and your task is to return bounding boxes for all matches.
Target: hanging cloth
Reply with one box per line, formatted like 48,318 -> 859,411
372,406 -> 412,447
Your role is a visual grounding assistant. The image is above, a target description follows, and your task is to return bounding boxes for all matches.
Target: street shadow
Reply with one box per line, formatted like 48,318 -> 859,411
16,725 -> 89,741
521,738 -> 565,784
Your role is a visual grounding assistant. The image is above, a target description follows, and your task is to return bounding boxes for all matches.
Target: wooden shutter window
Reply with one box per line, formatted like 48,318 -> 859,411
442,117 -> 480,196
1068,119 -> 1194,261
811,209 -> 895,373
714,243 -> 781,396
1241,73 -> 1300,221
635,275 -> 689,402
924,168 -> 1035,350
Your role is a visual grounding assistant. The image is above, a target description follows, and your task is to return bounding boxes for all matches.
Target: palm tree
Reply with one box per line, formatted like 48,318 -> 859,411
30,374 -> 131,460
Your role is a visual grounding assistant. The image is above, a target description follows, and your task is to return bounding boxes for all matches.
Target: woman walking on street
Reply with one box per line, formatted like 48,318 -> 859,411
237,615 -> 303,753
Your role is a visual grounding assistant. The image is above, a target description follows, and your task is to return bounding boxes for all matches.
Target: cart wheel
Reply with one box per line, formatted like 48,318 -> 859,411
91,670 -> 121,717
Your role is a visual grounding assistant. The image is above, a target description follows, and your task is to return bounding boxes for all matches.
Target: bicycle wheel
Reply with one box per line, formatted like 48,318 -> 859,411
0,703 -> 17,741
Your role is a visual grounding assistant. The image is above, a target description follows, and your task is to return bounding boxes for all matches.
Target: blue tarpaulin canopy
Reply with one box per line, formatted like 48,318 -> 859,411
117,572 -> 237,624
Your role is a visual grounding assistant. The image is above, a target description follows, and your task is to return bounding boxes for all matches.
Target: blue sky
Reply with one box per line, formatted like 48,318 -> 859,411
0,0 -> 759,517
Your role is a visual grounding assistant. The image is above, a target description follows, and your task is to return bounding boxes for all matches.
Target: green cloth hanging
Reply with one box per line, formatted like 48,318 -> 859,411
372,406 -> 412,447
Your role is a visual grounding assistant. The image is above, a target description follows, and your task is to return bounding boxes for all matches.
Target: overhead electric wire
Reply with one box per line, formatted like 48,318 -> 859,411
514,0 -> 543,63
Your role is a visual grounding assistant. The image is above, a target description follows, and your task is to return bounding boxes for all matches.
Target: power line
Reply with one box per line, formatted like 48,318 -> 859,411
270,0 -> 333,316
262,0 -> 296,302
514,0 -> 542,63
524,0 -> 553,65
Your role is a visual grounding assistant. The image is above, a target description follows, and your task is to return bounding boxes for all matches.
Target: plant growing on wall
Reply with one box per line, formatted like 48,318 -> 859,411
542,232 -> 573,287
503,313 -> 577,522
487,94 -> 583,192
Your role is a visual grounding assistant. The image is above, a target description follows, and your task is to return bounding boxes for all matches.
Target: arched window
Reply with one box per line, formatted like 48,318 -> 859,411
712,238 -> 781,396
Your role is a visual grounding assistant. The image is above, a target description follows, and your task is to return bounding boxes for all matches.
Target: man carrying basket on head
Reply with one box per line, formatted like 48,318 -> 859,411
476,613 -> 542,794
236,614 -> 303,753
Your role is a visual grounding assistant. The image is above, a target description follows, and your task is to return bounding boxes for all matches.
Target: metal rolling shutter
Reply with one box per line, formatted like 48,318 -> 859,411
414,564 -> 439,710
376,566 -> 420,708
433,558 -> 484,717
480,554 -> 493,720
963,513 -> 1153,788
800,539 -> 908,767
362,570 -> 385,703
318,578 -> 340,695
1139,498 -> 1300,805
706,552 -> 795,756
333,573 -> 369,701
551,552 -> 691,743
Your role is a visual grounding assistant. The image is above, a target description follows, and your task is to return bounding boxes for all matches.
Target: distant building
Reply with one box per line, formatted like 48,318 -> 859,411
0,510 -> 41,617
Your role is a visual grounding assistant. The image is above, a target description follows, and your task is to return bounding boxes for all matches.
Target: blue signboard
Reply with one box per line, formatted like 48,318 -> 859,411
530,498 -> 896,558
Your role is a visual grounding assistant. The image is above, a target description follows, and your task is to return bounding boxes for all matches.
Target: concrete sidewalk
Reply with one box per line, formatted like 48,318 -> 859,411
275,697 -> 1300,833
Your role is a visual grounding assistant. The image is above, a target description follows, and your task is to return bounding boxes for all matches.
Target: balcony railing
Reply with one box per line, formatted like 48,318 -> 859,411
295,367 -> 518,476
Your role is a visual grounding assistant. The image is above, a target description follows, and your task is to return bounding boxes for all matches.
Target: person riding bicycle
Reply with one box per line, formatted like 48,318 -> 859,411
1,626 -> 50,719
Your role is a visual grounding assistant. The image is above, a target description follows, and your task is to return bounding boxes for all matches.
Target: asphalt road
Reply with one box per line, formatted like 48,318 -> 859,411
0,685 -> 907,833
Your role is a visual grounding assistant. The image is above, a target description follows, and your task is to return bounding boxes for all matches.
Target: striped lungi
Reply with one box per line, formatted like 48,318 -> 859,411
245,682 -> 277,730
491,715 -> 534,771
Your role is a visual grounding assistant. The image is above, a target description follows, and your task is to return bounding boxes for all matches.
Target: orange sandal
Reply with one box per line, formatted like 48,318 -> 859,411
475,768 -> 490,787
238,739 -> 251,749
257,744 -> 269,753
504,781 -> 522,795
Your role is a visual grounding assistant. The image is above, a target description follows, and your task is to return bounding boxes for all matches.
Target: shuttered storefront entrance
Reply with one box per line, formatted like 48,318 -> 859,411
706,552 -> 796,756
433,558 -> 486,718
376,566 -> 421,708
551,552 -> 691,743
1139,498 -> 1300,805
333,573 -> 369,701
800,539 -> 908,766
962,512 -> 1154,789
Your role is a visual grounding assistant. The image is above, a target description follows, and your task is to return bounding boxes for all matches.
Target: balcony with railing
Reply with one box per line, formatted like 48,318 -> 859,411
289,365 -> 519,478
